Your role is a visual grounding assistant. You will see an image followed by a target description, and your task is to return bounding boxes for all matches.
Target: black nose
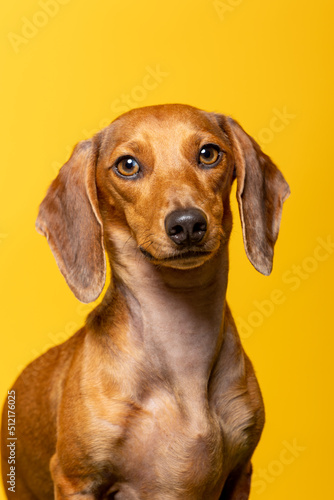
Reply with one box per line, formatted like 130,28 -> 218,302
165,209 -> 207,246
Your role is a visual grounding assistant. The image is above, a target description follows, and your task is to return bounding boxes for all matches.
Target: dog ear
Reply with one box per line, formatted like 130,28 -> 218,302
36,138 -> 106,303
221,116 -> 290,275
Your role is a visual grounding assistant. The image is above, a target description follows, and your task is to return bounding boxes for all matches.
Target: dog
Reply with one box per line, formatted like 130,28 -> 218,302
1,104 -> 290,499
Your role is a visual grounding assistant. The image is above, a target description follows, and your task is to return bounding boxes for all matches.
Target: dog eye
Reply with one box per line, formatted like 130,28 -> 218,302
198,144 -> 221,167
115,156 -> 140,178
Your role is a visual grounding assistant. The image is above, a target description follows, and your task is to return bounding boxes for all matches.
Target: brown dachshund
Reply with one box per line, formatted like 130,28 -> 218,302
1,104 -> 290,499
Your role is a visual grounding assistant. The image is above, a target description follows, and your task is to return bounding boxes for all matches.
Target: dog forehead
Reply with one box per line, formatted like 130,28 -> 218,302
101,104 -> 226,157
114,103 -> 211,124
113,104 -> 221,137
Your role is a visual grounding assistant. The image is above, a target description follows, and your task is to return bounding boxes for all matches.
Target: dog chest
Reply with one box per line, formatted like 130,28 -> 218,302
76,390 -> 225,498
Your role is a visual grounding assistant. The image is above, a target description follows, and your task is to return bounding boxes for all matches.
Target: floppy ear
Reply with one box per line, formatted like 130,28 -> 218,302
36,138 -> 106,303
221,116 -> 290,275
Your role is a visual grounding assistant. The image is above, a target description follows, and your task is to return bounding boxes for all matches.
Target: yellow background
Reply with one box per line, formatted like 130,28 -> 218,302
1,0 -> 333,498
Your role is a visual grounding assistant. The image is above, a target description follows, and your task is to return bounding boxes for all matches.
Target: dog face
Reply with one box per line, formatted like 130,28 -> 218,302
95,105 -> 235,271
36,104 -> 290,303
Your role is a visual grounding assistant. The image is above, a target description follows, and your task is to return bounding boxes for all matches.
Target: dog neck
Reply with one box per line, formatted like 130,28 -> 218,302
90,241 -> 229,404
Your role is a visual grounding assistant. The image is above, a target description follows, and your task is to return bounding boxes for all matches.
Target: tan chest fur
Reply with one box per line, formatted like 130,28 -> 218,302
59,372 -> 255,499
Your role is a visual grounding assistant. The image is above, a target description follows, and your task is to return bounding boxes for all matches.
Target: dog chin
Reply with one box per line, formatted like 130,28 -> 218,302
139,247 -> 214,269
160,256 -> 212,270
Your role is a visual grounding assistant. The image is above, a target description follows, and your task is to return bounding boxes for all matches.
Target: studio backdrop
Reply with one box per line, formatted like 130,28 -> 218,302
1,1 -> 333,499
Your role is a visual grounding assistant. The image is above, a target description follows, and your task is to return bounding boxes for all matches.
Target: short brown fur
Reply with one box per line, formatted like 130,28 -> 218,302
1,104 -> 290,499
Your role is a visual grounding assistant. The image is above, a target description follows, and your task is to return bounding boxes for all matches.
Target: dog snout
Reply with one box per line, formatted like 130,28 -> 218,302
165,209 -> 207,247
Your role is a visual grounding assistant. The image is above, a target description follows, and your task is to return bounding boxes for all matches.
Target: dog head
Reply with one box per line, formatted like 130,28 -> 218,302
36,104 -> 290,302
